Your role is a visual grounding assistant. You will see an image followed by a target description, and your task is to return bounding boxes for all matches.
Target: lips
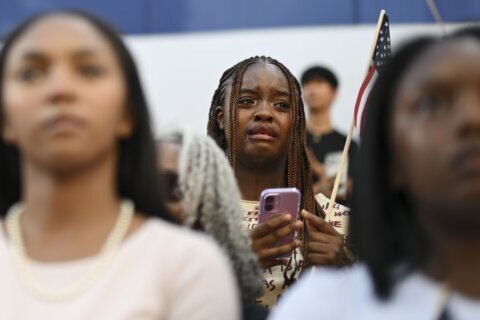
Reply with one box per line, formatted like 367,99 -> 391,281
247,125 -> 278,141
42,113 -> 86,134
452,144 -> 480,177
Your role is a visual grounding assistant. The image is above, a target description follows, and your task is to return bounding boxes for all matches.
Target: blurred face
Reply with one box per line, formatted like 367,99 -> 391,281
302,79 -> 336,112
1,14 -> 132,176
216,62 -> 293,168
156,141 -> 184,222
391,38 -> 480,237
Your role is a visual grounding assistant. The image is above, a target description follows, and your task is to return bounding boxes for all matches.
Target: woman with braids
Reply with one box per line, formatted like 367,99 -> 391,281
271,28 -> 480,319
156,126 -> 267,320
0,11 -> 239,319
207,56 -> 352,308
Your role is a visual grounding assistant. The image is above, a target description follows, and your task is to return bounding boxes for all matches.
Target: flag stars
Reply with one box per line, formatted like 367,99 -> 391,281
355,14 -> 390,133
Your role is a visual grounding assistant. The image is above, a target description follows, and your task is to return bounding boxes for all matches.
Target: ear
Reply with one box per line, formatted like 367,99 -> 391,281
117,109 -> 134,139
215,106 -> 225,130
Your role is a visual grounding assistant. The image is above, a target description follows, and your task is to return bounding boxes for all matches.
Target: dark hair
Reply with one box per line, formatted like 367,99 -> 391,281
0,10 -> 172,221
207,56 -> 323,260
351,27 -> 480,299
300,65 -> 339,89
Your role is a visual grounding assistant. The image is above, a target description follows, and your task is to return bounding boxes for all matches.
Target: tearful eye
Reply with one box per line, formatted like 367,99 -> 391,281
237,97 -> 256,106
274,101 -> 290,109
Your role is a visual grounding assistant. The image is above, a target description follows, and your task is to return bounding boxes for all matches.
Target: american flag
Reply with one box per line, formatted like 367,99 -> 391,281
354,13 -> 391,135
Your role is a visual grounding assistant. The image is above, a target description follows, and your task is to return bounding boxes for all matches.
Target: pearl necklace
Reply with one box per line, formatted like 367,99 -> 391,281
5,200 -> 134,302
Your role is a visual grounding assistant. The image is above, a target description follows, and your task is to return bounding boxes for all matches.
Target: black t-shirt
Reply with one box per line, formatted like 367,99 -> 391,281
306,130 -> 358,178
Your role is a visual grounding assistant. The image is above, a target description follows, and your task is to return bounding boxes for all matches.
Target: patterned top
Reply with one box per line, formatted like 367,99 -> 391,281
240,194 -> 350,309
315,193 -> 350,244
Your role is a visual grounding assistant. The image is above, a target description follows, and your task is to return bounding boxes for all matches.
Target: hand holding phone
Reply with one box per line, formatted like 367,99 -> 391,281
257,188 -> 301,259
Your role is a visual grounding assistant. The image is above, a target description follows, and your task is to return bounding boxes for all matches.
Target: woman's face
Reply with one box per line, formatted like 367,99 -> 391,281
1,14 -> 132,175
216,62 -> 293,168
391,37 -> 480,236
156,141 -> 184,222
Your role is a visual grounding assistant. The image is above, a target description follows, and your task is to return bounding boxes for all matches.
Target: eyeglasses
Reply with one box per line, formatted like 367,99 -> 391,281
159,172 -> 183,202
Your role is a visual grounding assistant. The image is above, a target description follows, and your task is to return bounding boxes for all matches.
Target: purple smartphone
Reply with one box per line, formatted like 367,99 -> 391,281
258,188 -> 301,257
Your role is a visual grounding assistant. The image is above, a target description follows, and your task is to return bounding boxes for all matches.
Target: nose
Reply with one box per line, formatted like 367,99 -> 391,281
45,65 -> 76,105
253,101 -> 273,123
454,88 -> 480,139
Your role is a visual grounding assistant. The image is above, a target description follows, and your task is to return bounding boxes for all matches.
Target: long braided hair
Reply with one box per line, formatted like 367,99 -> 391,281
207,56 -> 323,227
158,126 -> 263,301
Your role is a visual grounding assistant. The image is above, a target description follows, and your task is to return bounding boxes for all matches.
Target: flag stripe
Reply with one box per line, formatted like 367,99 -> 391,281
359,78 -> 376,133
353,13 -> 390,136
354,65 -> 377,132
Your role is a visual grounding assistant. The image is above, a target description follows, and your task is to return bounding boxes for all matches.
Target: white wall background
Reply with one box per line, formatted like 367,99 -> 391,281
126,23 -> 461,137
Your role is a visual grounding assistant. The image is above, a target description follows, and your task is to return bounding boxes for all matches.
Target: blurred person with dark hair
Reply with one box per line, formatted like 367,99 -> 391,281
270,27 -> 480,319
157,126 -> 267,320
0,11 -> 239,320
302,66 -> 358,203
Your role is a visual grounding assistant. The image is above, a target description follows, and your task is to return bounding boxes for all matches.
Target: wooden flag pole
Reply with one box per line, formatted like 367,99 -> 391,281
309,9 -> 386,277
324,10 -> 385,222
426,0 -> 447,35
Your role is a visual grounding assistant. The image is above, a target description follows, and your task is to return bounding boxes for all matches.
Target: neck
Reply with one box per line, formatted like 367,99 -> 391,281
20,153 -> 120,242
235,159 -> 286,201
307,108 -> 332,135
429,235 -> 480,298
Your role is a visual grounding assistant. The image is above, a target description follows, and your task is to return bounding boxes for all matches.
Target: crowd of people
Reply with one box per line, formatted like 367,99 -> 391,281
0,10 -> 479,320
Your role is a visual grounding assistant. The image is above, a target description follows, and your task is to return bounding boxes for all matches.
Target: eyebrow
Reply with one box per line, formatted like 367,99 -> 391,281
416,78 -> 453,92
19,51 -> 47,62
273,89 -> 290,97
71,49 -> 101,59
19,48 -> 100,61
239,88 -> 258,95
239,88 -> 290,97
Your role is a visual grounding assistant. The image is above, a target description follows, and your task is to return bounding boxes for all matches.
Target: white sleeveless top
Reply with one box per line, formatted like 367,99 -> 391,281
270,264 -> 480,320
0,218 -> 240,320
